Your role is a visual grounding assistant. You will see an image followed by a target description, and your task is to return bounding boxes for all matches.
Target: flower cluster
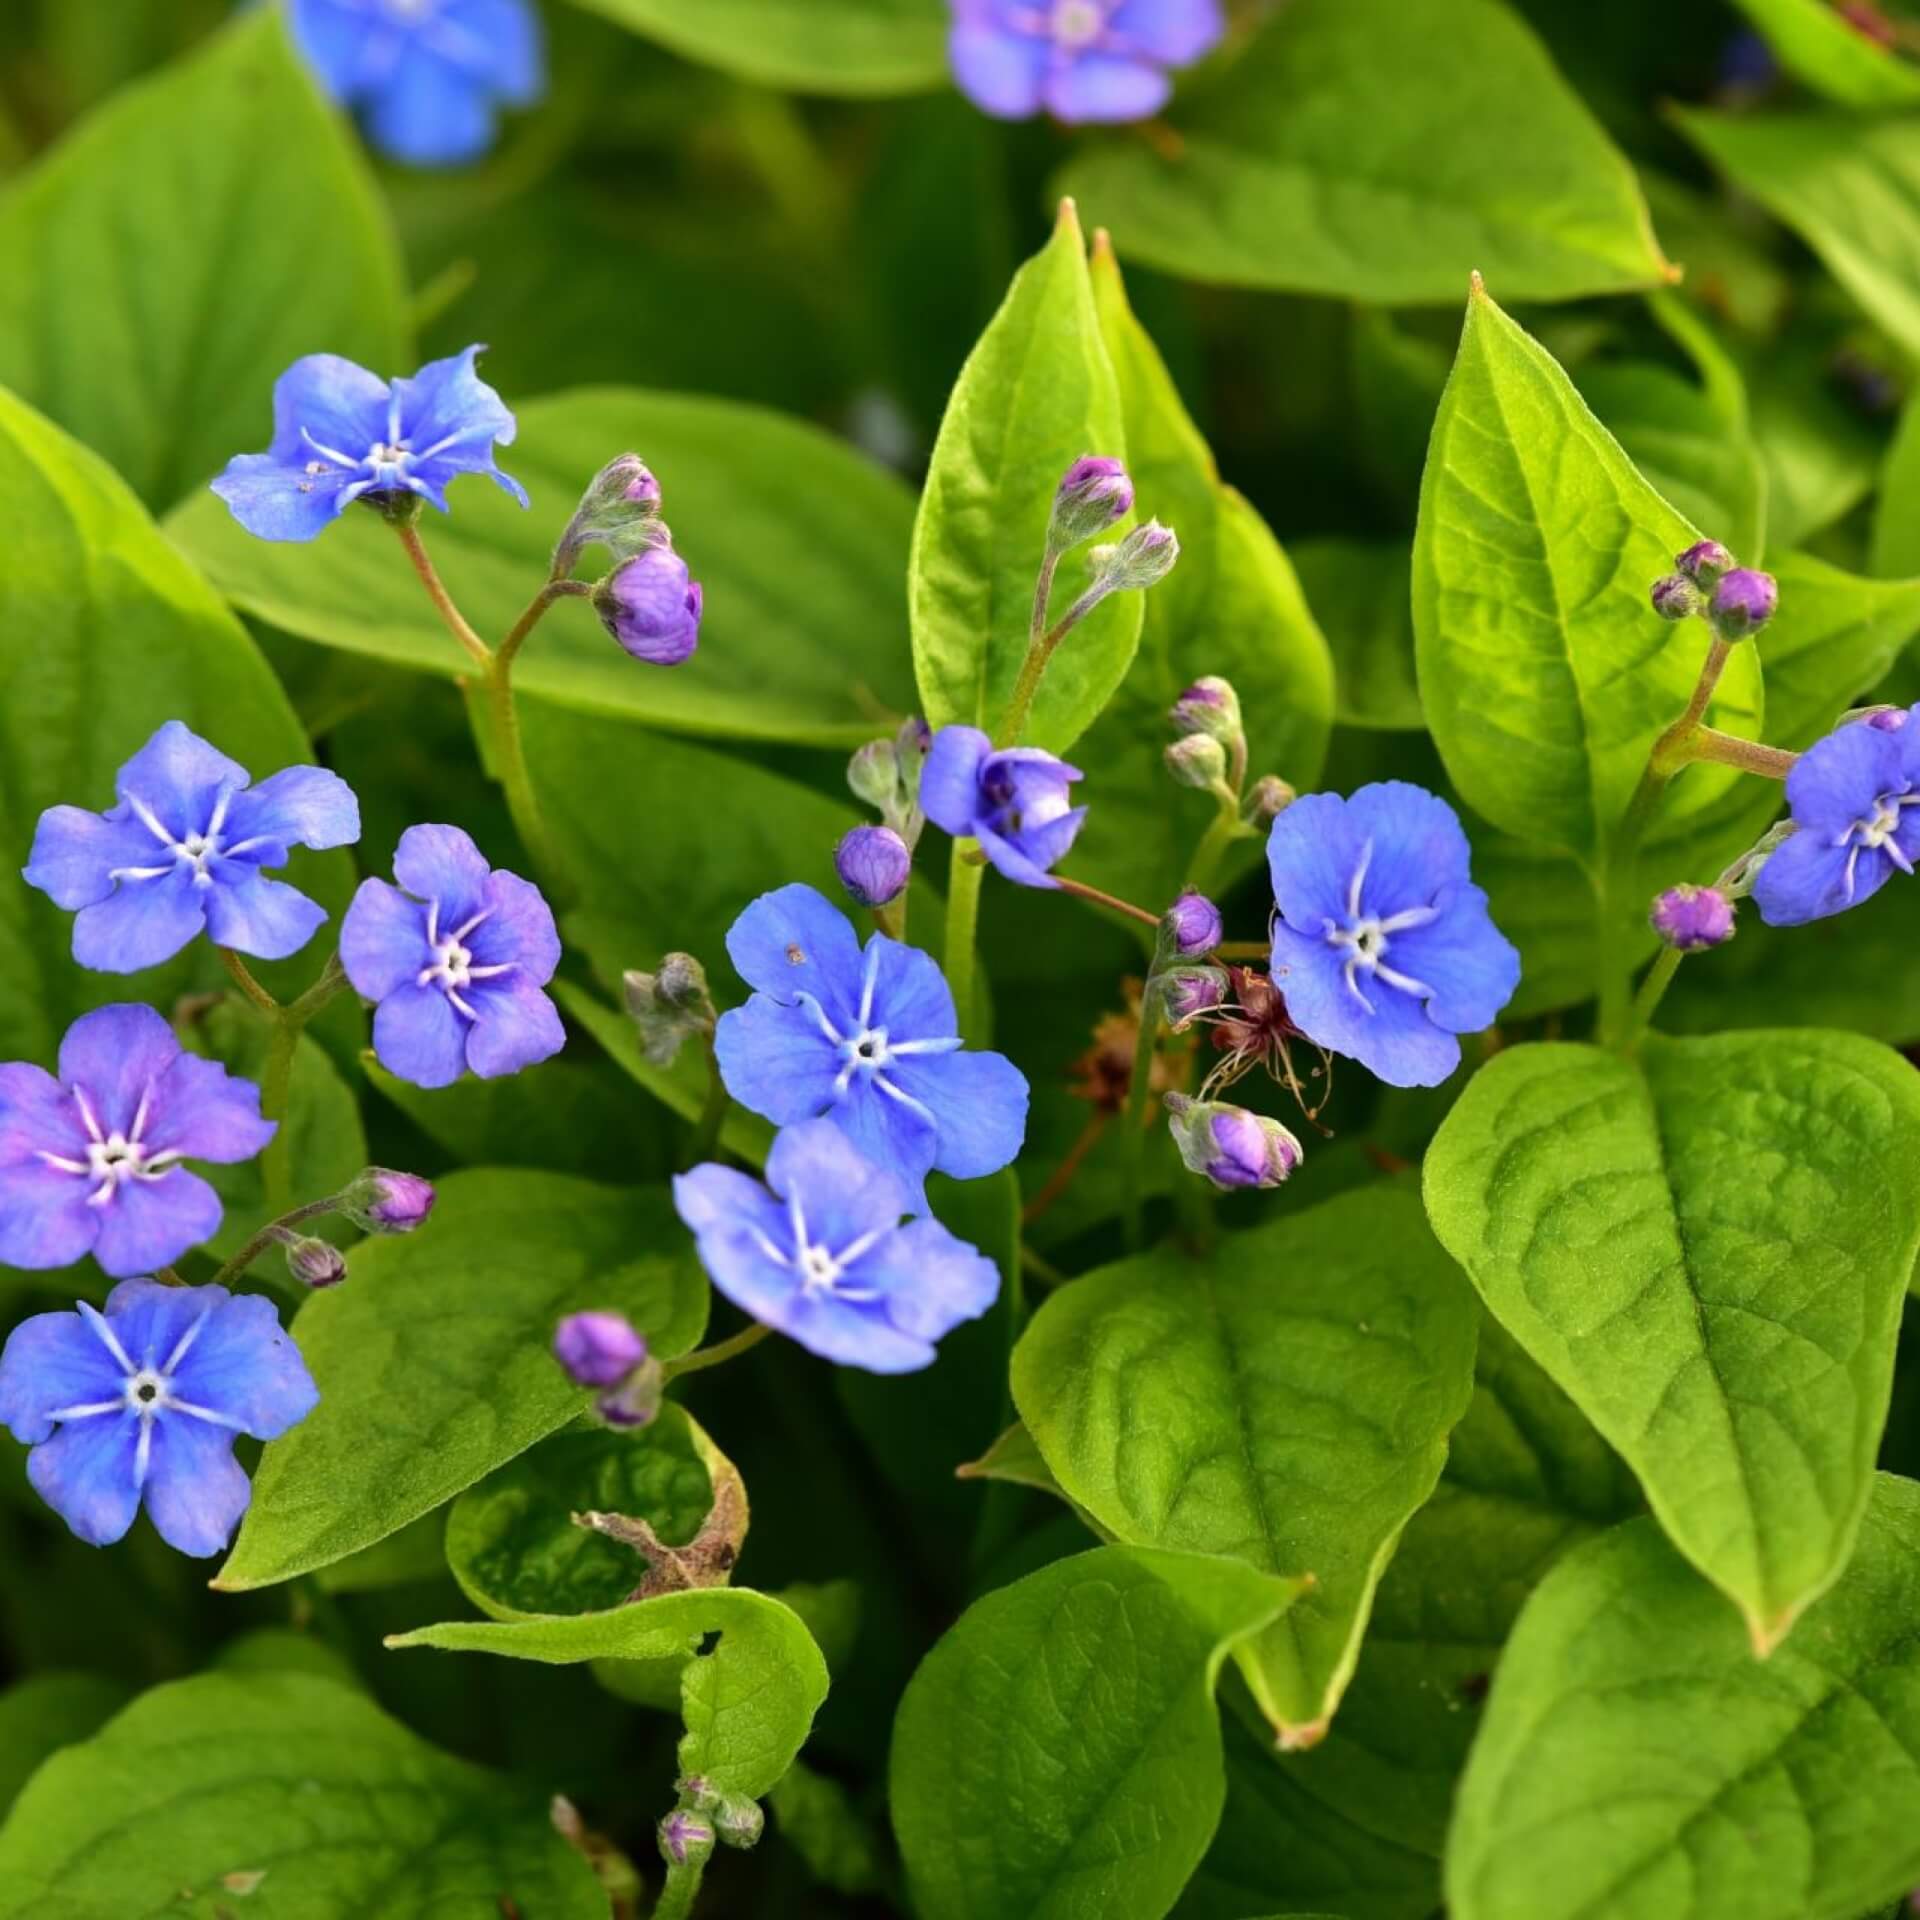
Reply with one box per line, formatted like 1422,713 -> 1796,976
921,731 -> 1086,888
1648,540 -> 1778,643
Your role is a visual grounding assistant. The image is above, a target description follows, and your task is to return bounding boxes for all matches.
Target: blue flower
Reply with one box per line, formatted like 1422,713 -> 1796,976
0,1005 -> 274,1278
674,1120 -> 1000,1373
210,345 -> 528,543
0,1278 -> 316,1555
1752,706 -> 1920,926
1266,783 -> 1520,1089
340,824 -> 564,1089
288,0 -> 544,168
949,0 -> 1224,122
713,884 -> 1028,1212
920,726 -> 1086,889
24,721 -> 359,974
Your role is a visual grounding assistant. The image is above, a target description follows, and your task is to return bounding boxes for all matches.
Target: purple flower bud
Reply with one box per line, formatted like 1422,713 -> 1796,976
1160,964 -> 1228,1030
593,545 -> 703,665
677,1775 -> 717,1810
835,825 -> 911,909
659,1811 -> 715,1869
284,1235 -> 347,1289
1709,567 -> 1777,640
340,1167 -> 436,1235
1676,539 -> 1734,586
1094,519 -> 1179,591
1166,890 -> 1223,956
1242,775 -> 1295,827
1866,706 -> 1912,732
553,1311 -> 648,1389
553,454 -> 664,572
597,1354 -> 664,1429
1649,883 -> 1736,952
1165,733 -> 1228,792
1170,675 -> 1243,745
1049,455 -> 1134,554
1166,1094 -> 1301,1191
1650,573 -> 1702,622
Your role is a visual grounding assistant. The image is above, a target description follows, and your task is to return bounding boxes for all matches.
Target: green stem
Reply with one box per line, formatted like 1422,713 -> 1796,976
1214,939 -> 1267,962
662,1321 -> 772,1383
681,1032 -> 730,1172
945,843 -> 987,1042
1185,804 -> 1245,896
650,1860 -> 704,1920
996,591 -> 1101,745
494,578 -> 591,678
1119,989 -> 1161,1252
218,947 -> 280,1017
258,1017 -> 300,1216
484,649 -> 568,891
394,522 -> 491,672
1683,728 -> 1798,780
209,1194 -> 342,1291
1624,947 -> 1686,1049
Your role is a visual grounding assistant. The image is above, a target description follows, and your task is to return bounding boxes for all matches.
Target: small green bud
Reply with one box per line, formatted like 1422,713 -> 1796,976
1165,733 -> 1228,791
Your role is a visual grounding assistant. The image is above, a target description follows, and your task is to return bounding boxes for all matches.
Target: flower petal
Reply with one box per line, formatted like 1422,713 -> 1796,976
114,720 -> 250,839
167,1290 -> 317,1440
1751,826 -> 1881,927
144,1053 -> 275,1165
829,1078 -> 939,1214
90,1169 -> 224,1279
373,982 -> 470,1089
27,1414 -> 142,1547
1111,0 -> 1225,63
948,25 -> 1049,118
1383,884 -> 1522,1035
864,937 -> 958,1044
724,883 -> 865,1024
470,867 -> 560,983
0,1310 -> 126,1445
1272,927 -> 1461,1088
974,818 -> 1065,890
1784,723 -> 1904,837
365,47 -> 499,167
1343,782 -> 1475,918
673,1164 -> 785,1241
464,978 -> 565,1079
101,1278 -> 228,1373
208,453 -> 365,543
56,1004 -> 180,1136
919,725 -> 991,836
0,1060 -> 87,1162
224,765 -> 361,853
870,1216 -> 1001,1343
1267,791 -> 1368,933
142,1413 -> 252,1558
714,997 -> 842,1125
393,822 -> 493,927
1044,51 -> 1170,122
443,0 -> 546,102
340,876 -> 430,1001
23,805 -> 164,911
200,867 -> 329,962
263,352 -> 391,466
886,1047 -> 1030,1181
0,1161 -> 98,1273
286,0 -> 385,99
70,868 -> 208,974
768,1116 -> 911,1248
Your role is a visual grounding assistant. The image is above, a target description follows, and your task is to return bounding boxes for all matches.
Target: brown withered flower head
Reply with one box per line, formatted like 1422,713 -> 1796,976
1192,964 -> 1333,1127
1069,979 -> 1191,1118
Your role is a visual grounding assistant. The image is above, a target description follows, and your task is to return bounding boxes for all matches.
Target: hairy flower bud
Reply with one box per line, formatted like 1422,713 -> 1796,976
593,544 -> 703,665
1091,519 -> 1180,592
712,1793 -> 765,1850
659,1810 -> 714,1870
1166,1093 -> 1300,1191
1708,567 -> 1777,641
625,955 -> 716,1068
1242,775 -> 1295,827
284,1235 -> 347,1289
1675,539 -> 1734,587
553,1311 -> 648,1389
835,825 -> 911,908
597,1353 -> 665,1430
1170,676 -> 1242,743
1650,573 -> 1702,622
1649,883 -> 1736,951
338,1167 -> 436,1235
1048,455 -> 1134,555
1165,890 -> 1223,956
1158,964 -> 1228,1030
553,453 -> 663,573
1165,733 -> 1228,792
846,737 -> 900,813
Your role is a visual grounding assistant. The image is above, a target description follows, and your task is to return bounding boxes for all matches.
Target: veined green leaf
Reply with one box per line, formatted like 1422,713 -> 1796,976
1730,0 -> 1920,106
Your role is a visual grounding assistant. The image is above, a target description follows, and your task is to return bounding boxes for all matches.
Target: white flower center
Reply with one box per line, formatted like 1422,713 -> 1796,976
1322,838 -> 1440,1015
750,1190 -> 892,1304
418,900 -> 513,1021
1839,787 -> 1920,898
795,941 -> 964,1117
38,1086 -> 183,1206
1051,0 -> 1106,47
111,786 -> 270,892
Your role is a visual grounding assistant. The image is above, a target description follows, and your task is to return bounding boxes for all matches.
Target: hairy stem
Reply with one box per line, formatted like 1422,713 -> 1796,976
1682,728 -> 1799,781
257,1017 -> 301,1216
1052,874 -> 1163,930
1119,990 -> 1161,1252
1624,946 -> 1687,1049
662,1320 -> 772,1383
394,522 -> 491,671
209,1193 -> 343,1291
218,947 -> 281,1017
945,843 -> 986,1042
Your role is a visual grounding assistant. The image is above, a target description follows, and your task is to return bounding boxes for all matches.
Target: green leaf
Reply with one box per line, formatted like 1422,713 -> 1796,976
0,1675 -> 126,1818
1673,109 -> 1920,362
391,1586 -> 829,1802
768,1761 -> 891,1899
1412,280 -> 1762,862
167,387 -> 918,748
1448,1474 -> 1920,1920
0,386 -> 355,1072
891,1545 -> 1304,1920
561,0 -> 947,96
445,1404 -> 730,1620
1730,0 -> 1920,108
1012,1187 -> 1479,1745
216,1171 -> 708,1590
911,198 -> 1142,756
1424,1034 -> 1920,1652
1058,0 -> 1669,304
0,8 -> 406,509
1292,539 -> 1423,732
1067,235 -> 1334,905
1872,388 -> 1920,578
0,1671 -> 602,1918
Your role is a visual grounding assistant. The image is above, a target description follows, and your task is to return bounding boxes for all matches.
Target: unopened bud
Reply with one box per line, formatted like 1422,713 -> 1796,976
1708,567 -> 1777,641
1650,573 -> 1702,622
284,1235 -> 347,1289
1158,964 -> 1228,1030
554,1311 -> 649,1389
713,1793 -> 765,1850
1091,520 -> 1179,592
1048,455 -> 1134,555
1164,890 -> 1223,956
1675,539 -> 1734,587
1170,676 -> 1242,743
1649,883 -> 1736,951
659,1810 -> 714,1870
1166,1093 -> 1301,1191
553,454 -> 664,572
895,714 -> 932,793
338,1167 -> 435,1235
1242,775 -> 1294,827
597,1354 -> 665,1430
846,737 -> 900,813
835,825 -> 911,908
593,544 -> 703,666
624,955 -> 716,1068
1165,733 -> 1228,792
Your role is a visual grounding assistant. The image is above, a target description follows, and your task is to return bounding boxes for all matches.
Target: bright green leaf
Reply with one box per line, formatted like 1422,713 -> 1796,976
1059,0 -> 1670,304
1872,388 -> 1920,578
0,1671 -> 603,1918
561,0 -> 947,96
0,1675 -> 126,1818
1013,1187 -> 1479,1745
911,198 -> 1142,756
892,1545 -> 1303,1920
1424,1034 -> 1920,1651
1448,1474 -> 1920,1920
168,387 -> 918,747
0,8 -> 407,509
216,1171 -> 708,1590
1730,0 -> 1920,108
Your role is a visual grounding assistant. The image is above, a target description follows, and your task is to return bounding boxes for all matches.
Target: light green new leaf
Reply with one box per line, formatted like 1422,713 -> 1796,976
169,387 -> 918,747
1013,1188 -> 1479,1745
392,1586 -> 829,1802
1425,1035 -> 1920,1652
1412,281 -> 1762,862
1067,236 -> 1334,906
0,1675 -> 126,1819
1292,539 -> 1423,733
562,0 -> 947,96
892,1545 -> 1303,1920
1731,0 -> 1920,105
1872,389 -> 1920,578
0,387 -> 355,1071
1674,109 -> 1920,362
0,8 -> 406,510
1448,1474 -> 1920,1920
911,199 -> 1141,755
1058,0 -> 1669,304
216,1171 -> 708,1590
0,1672 -> 603,1918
